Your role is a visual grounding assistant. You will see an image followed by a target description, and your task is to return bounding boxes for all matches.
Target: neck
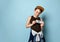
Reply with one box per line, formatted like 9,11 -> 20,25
33,14 -> 38,18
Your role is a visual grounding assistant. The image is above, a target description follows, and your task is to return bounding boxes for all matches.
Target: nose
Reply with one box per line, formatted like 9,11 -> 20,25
36,11 -> 39,13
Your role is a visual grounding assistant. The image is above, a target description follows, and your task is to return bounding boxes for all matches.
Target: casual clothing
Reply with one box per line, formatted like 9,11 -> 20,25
30,16 -> 41,32
28,16 -> 45,42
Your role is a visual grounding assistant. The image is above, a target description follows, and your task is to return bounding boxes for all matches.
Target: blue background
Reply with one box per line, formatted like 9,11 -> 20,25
0,0 -> 60,42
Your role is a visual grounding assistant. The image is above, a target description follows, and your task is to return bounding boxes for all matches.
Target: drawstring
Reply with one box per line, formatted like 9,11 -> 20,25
36,34 -> 40,41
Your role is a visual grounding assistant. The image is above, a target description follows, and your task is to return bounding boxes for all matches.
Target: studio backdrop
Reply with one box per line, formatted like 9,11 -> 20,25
0,0 -> 60,42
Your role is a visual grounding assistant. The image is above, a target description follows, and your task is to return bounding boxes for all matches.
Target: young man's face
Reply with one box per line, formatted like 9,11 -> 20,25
34,9 -> 41,16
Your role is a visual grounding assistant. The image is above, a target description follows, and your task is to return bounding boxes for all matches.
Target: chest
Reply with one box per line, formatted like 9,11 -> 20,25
30,16 -> 41,23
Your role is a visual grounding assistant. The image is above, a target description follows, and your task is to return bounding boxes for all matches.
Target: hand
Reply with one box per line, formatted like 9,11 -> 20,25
32,21 -> 36,25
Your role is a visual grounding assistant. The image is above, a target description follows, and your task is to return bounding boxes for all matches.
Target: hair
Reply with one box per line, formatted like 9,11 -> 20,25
35,6 -> 44,13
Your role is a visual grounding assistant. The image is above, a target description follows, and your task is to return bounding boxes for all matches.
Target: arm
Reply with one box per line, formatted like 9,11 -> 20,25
40,18 -> 44,29
26,16 -> 33,28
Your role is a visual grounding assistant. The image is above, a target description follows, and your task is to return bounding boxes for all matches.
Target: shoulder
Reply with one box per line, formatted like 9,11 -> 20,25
28,16 -> 31,19
41,18 -> 44,23
27,16 -> 32,20
40,18 -> 43,21
38,17 -> 41,20
40,18 -> 44,22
